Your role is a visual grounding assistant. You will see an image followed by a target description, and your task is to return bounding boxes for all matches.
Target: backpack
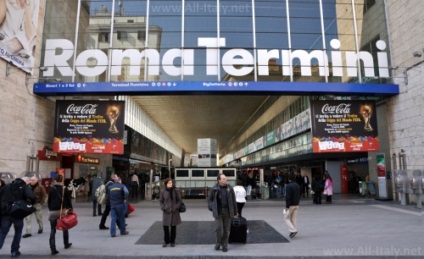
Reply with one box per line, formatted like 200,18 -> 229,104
0,181 -> 27,216
95,184 -> 107,205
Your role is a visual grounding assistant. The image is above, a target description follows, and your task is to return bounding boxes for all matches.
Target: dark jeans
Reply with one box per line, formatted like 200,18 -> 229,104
214,208 -> 231,248
303,186 -> 309,197
100,204 -> 121,228
131,183 -> 138,201
163,225 -> 176,244
313,192 -> 322,204
326,195 -> 332,203
236,202 -> 245,217
0,216 -> 24,254
49,218 -> 70,251
92,200 -> 102,215
110,204 -> 126,236
100,204 -> 110,227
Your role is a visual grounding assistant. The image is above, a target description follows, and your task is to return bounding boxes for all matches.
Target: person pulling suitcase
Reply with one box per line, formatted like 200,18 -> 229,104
207,173 -> 238,252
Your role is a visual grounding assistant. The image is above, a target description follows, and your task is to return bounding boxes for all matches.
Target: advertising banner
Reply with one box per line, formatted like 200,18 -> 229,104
376,153 -> 388,198
53,100 -> 125,154
0,0 -> 40,73
311,100 -> 379,153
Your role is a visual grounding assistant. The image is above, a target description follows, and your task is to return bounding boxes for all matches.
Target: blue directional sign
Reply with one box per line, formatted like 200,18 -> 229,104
33,81 -> 399,96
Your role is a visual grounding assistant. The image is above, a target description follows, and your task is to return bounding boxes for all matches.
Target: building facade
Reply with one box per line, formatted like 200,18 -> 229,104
0,0 -> 423,202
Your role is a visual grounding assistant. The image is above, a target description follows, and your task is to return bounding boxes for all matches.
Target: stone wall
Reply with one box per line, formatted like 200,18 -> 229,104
386,0 -> 424,170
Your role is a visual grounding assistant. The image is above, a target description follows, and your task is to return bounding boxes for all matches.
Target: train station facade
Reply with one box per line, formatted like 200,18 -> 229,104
0,0 -> 423,202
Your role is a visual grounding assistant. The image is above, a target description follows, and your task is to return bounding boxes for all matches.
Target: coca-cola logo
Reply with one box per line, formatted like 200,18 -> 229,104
321,103 -> 351,114
66,104 -> 98,114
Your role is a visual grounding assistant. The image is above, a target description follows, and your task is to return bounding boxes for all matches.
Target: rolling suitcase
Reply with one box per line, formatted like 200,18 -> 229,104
229,216 -> 247,243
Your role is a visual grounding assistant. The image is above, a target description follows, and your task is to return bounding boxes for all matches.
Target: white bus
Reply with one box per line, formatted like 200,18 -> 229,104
174,167 -> 237,198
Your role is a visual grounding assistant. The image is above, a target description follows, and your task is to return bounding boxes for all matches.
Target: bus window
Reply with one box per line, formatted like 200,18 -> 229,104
176,170 -> 189,177
207,169 -> 220,178
192,170 -> 204,177
222,169 -> 235,177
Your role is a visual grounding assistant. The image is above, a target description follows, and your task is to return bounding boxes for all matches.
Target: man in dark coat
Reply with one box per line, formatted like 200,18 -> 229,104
0,175 -> 35,257
207,173 -> 238,252
284,172 -> 301,239
295,172 -> 303,196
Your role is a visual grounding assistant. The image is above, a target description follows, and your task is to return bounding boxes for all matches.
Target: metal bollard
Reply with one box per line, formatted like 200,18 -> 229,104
410,170 -> 422,209
395,170 -> 408,205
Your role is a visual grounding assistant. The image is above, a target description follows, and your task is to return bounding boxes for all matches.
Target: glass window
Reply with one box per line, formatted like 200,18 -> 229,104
176,170 -> 189,177
184,0 -> 218,81
207,169 -> 220,177
192,170 -> 205,177
222,169 -> 235,177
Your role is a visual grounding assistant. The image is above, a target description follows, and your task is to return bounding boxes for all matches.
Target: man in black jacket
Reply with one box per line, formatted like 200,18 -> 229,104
284,171 -> 300,239
0,174 -> 35,257
207,173 -> 238,252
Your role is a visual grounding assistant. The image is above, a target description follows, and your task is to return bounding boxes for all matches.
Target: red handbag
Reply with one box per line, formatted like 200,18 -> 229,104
56,210 -> 78,231
128,203 -> 135,215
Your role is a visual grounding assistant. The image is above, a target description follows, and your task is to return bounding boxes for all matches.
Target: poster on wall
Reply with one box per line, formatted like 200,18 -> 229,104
53,100 -> 125,154
376,153 -> 388,198
0,0 -> 40,73
311,100 -> 379,153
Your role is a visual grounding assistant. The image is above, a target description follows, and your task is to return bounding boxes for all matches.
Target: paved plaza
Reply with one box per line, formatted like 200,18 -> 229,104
0,194 -> 422,258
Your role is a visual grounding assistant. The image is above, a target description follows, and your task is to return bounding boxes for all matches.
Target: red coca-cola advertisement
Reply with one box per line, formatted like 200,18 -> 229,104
53,100 -> 125,154
311,100 -> 379,153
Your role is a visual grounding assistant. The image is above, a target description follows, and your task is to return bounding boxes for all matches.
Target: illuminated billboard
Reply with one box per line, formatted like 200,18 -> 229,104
311,100 -> 378,153
53,100 -> 125,154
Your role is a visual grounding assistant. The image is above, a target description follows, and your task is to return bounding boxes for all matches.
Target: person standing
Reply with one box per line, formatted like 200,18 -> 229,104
303,173 -> 310,198
106,176 -> 129,237
233,179 -> 246,217
0,175 -> 35,257
159,178 -> 182,247
99,173 -> 119,230
91,173 -> 104,216
48,174 -> 73,255
207,173 -> 238,252
283,172 -> 301,239
295,172 -> 303,196
130,173 -> 139,201
324,171 -> 333,204
311,175 -> 324,204
23,175 -> 47,238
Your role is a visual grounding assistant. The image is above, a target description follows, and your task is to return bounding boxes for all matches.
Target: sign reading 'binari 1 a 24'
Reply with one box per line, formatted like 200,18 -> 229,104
42,38 -> 390,79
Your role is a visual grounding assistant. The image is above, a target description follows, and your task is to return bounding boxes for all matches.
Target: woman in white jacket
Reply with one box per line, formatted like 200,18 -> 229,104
233,179 -> 247,217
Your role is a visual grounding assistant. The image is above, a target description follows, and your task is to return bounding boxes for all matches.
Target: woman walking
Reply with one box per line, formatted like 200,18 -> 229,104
323,171 -> 333,204
233,179 -> 247,216
48,174 -> 73,255
159,178 -> 182,247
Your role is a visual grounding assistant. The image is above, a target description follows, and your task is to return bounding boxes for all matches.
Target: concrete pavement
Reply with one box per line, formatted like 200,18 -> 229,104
0,194 -> 422,258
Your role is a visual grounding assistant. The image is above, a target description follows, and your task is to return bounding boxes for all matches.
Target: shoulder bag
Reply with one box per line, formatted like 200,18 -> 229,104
55,186 -> 78,231
179,202 -> 186,213
9,200 -> 36,219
